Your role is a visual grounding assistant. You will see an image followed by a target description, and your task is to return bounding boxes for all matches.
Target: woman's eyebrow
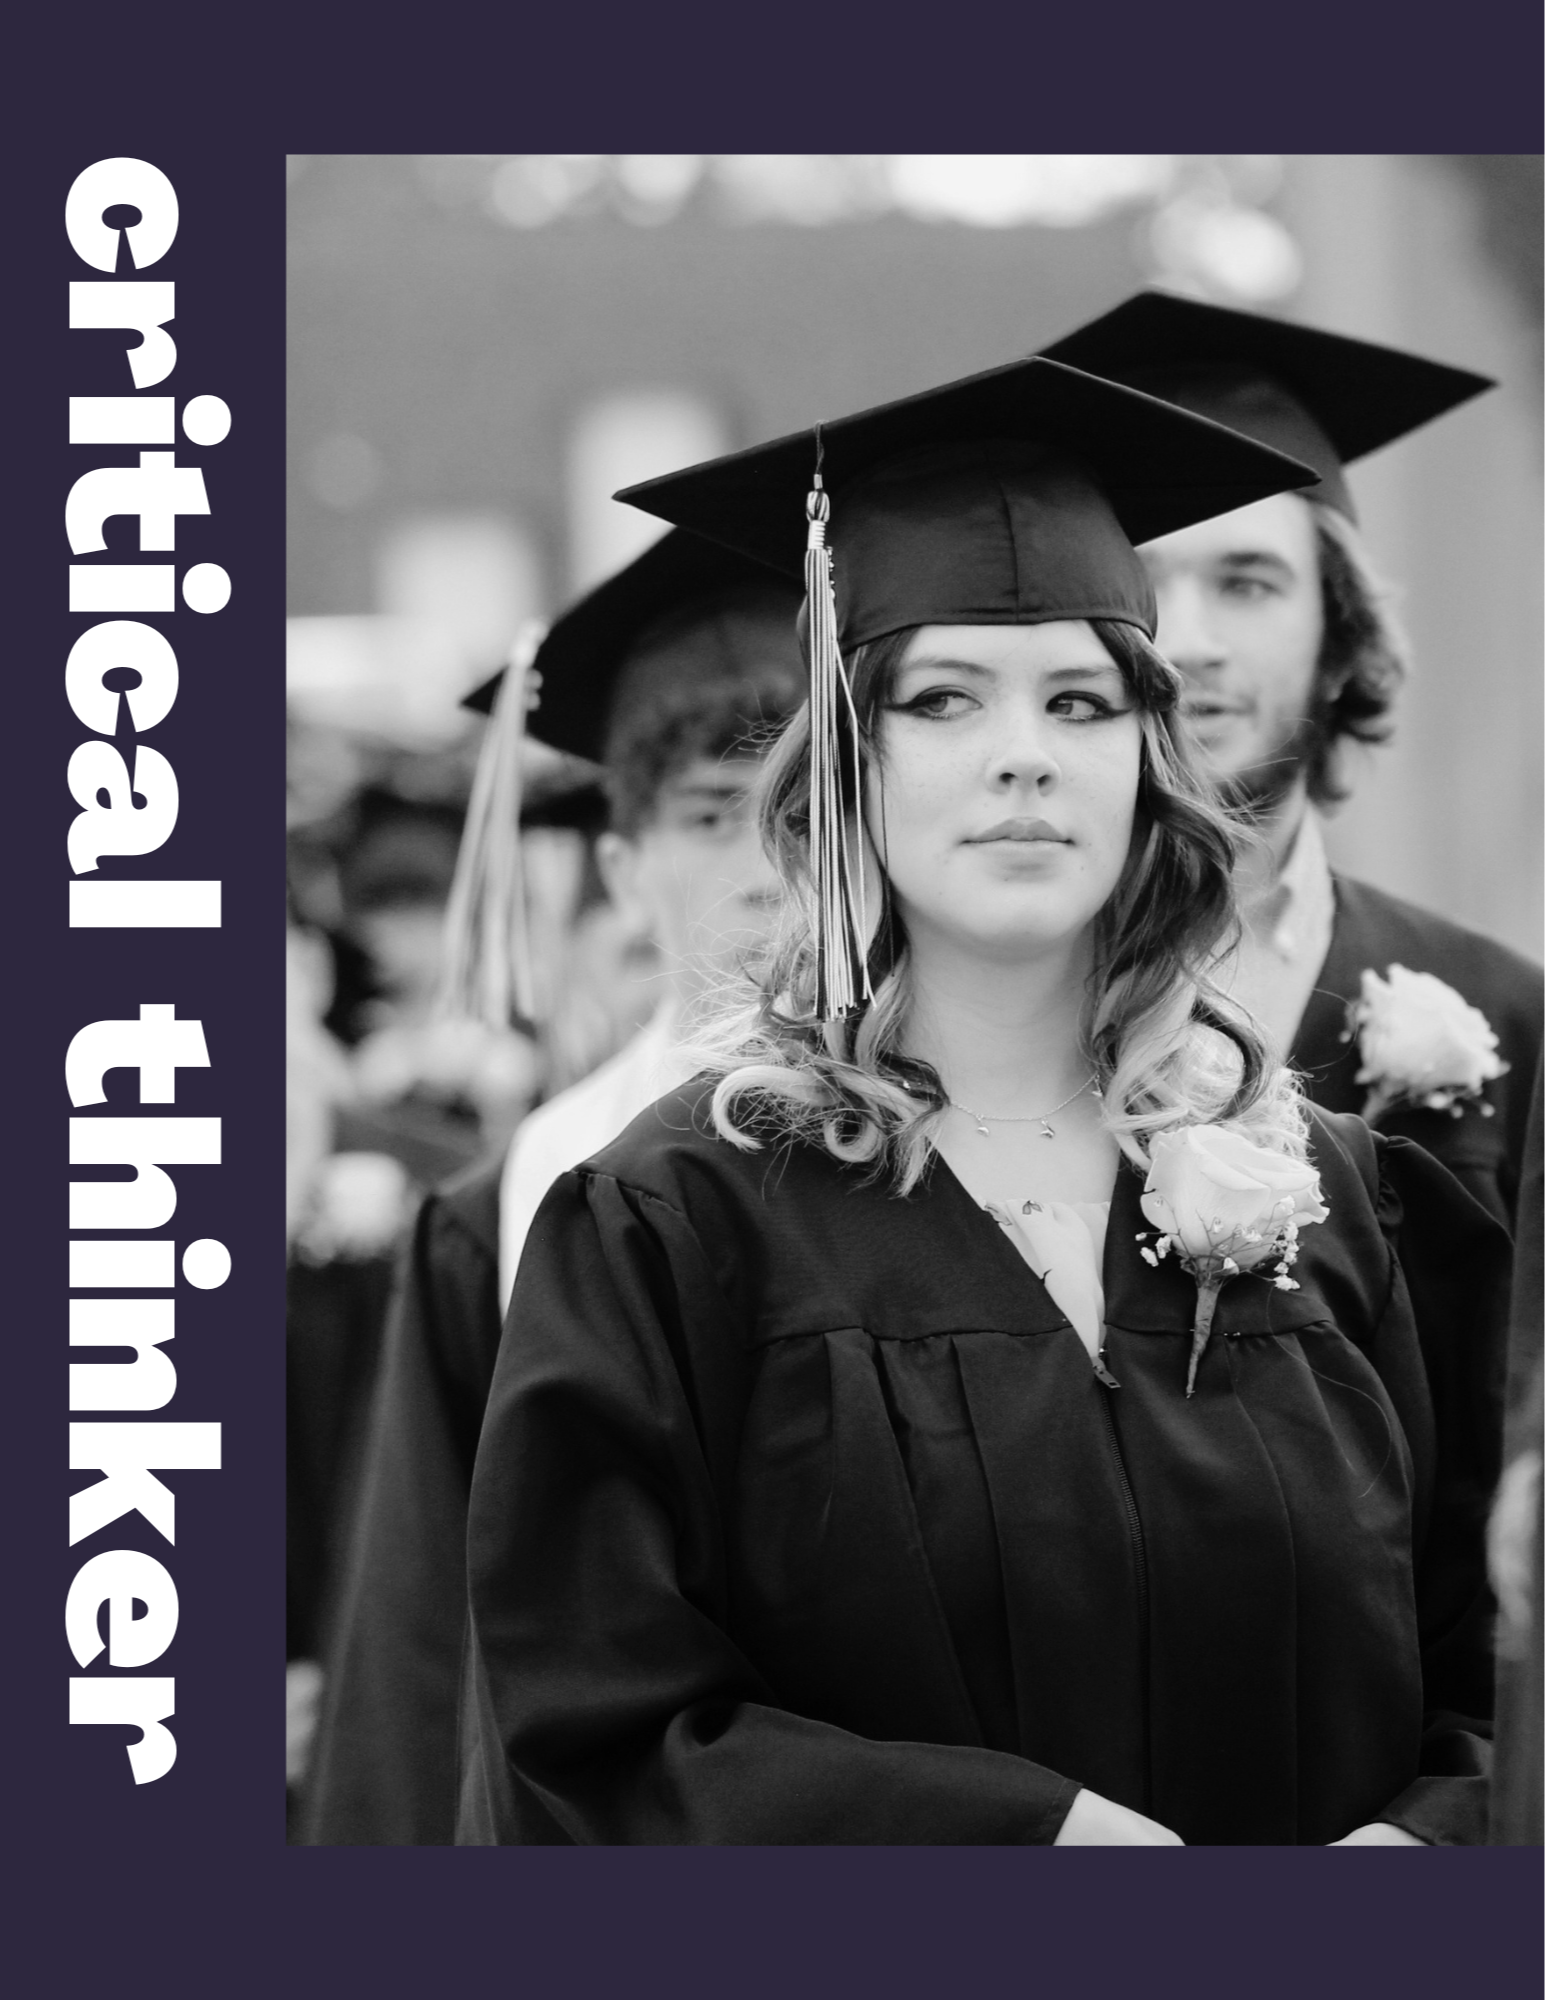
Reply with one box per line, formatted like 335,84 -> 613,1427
894,654 -> 996,679
894,657 -> 1122,686
1043,662 -> 1124,685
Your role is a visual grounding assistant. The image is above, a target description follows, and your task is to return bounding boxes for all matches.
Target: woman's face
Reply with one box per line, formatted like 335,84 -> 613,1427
870,621 -> 1142,966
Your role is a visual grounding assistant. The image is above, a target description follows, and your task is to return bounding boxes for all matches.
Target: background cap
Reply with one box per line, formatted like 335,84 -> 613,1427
1041,290 -> 1495,520
464,529 -> 803,762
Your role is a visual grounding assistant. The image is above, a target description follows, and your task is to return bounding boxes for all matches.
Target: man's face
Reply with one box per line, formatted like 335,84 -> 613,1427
1140,492 -> 1325,805
597,755 -> 781,992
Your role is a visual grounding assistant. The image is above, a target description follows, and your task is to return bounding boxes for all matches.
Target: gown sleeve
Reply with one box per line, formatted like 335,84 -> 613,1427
465,1167 -> 1082,1845
1369,1133 -> 1512,1845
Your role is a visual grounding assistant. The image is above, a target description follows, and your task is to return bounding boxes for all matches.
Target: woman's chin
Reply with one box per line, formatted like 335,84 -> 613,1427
915,908 -> 1097,966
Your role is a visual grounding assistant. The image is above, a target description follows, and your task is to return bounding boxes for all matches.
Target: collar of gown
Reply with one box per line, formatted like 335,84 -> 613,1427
930,1149 -> 1334,1343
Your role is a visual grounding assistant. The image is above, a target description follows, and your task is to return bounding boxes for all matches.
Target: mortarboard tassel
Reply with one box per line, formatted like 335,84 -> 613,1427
437,620 -> 547,1031
805,449 -> 873,1024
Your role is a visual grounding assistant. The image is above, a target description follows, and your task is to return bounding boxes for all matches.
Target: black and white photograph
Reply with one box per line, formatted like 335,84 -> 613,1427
280,155 -> 1543,1851
15,19 -> 1545,1986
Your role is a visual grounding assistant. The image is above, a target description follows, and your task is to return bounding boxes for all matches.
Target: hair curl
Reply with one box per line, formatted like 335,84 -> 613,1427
686,618 -> 1306,1192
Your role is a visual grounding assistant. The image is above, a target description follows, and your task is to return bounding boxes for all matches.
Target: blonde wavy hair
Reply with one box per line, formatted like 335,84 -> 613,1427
686,616 -> 1306,1193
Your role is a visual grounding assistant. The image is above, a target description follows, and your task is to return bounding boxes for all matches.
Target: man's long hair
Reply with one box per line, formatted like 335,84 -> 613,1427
1305,502 -> 1411,807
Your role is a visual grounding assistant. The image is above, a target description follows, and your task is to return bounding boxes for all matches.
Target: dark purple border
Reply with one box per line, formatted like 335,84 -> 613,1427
12,7 -> 1541,1995
12,113 -> 290,1863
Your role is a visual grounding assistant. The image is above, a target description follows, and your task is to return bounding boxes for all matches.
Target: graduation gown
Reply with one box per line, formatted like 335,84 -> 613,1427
286,1252 -> 396,1665
1292,875 -> 1542,1229
302,1021 -> 689,1844
462,1082 -> 1510,1846
300,1161 -> 502,1845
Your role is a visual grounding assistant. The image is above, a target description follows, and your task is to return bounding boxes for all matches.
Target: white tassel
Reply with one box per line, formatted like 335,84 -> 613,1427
805,474 -> 873,1022
437,619 -> 546,1029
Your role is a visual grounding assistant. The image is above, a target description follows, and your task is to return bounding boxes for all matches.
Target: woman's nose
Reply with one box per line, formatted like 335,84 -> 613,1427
1154,576 -> 1226,678
986,706 -> 1061,790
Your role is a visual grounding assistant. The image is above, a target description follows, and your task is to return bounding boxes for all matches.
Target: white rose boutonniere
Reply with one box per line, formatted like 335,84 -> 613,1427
1139,1126 -> 1329,1397
1346,964 -> 1507,1124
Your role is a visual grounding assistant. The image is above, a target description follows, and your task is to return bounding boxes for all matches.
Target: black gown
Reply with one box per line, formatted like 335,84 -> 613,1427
302,869 -> 1539,1845
1291,874 -> 1542,1229
300,1161 -> 502,1845
461,1081 -> 1510,1846
286,1252 -> 397,1668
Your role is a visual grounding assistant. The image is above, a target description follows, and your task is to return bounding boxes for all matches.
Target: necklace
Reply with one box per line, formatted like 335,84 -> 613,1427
946,1075 -> 1100,1139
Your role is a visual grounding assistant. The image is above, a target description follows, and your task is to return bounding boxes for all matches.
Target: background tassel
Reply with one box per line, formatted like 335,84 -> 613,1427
805,468 -> 873,1022
437,620 -> 547,1031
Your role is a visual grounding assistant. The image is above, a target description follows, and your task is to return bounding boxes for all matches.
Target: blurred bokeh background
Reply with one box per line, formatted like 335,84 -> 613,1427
283,157 -> 1541,1765
288,154 -> 1542,944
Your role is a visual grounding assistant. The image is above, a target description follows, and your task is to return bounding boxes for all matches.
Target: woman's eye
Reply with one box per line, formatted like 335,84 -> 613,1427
1048,691 -> 1117,721
1217,574 -> 1276,601
892,687 -> 977,720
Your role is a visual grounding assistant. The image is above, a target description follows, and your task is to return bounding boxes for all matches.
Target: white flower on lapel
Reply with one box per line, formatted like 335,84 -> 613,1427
1346,964 -> 1507,1123
1138,1125 -> 1328,1397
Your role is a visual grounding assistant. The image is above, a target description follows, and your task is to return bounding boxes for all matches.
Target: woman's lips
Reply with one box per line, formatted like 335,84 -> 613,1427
966,817 -> 1068,843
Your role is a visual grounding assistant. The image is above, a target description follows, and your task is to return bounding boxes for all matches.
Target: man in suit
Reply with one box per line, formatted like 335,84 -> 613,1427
301,532 -> 804,1843
1045,294 -> 1542,1228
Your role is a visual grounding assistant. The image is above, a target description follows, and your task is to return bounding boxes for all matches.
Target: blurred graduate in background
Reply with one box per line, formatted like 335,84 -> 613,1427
301,531 -> 805,1843
284,777 -> 546,1801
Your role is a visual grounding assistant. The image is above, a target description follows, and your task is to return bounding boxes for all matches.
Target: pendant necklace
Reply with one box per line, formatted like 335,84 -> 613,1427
946,1075 -> 1100,1140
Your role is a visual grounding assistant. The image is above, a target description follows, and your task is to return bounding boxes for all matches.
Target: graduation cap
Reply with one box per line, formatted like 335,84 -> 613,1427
461,528 -> 803,761
441,531 -> 802,1031
616,352 -> 1317,1019
1040,291 -> 1495,522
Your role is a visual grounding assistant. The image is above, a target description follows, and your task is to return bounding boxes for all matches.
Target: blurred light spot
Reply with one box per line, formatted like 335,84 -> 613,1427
566,390 -> 729,593
375,514 -> 545,676
487,155 -> 606,228
299,1151 -> 413,1262
885,155 -> 1176,228
287,616 -> 476,745
614,155 -> 704,224
308,431 -> 382,511
1148,198 -> 1302,303
711,155 -> 889,225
